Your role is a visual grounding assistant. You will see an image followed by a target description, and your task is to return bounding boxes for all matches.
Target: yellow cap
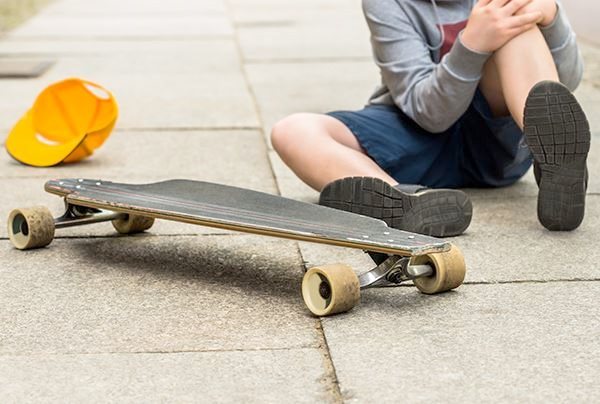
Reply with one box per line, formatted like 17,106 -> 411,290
5,78 -> 118,167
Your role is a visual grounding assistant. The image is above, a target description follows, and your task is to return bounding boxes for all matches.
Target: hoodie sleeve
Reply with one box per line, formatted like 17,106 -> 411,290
539,0 -> 584,91
363,0 -> 491,133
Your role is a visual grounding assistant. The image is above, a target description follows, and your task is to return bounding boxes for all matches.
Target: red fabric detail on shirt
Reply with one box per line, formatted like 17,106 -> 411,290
438,20 -> 468,57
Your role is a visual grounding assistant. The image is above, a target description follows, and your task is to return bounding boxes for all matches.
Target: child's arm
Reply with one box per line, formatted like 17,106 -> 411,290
362,0 -> 577,133
363,0 -> 491,133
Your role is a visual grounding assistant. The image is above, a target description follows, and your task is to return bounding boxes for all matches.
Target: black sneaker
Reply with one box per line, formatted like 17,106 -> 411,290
318,177 -> 472,237
524,81 -> 590,231
533,161 -> 588,189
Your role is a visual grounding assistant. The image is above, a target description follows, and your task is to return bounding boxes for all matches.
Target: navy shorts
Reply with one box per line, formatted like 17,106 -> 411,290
326,90 -> 533,188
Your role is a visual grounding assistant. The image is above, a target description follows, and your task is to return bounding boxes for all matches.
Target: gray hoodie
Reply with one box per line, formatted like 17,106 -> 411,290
363,0 -> 583,133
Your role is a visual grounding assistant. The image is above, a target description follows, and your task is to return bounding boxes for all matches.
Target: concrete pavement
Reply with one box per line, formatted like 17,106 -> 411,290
1,0 -> 599,402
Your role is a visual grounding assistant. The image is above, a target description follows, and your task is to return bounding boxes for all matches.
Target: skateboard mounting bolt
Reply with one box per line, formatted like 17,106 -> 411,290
388,271 -> 404,284
75,185 -> 82,189
408,235 -> 415,239
78,179 -> 84,182
96,182 -> 101,186
319,281 -> 331,300
388,239 -> 394,243
384,231 -> 390,235
362,235 -> 369,239
59,182 -> 64,185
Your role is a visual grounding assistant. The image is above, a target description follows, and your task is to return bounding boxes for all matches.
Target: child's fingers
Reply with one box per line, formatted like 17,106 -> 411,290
508,11 -> 543,27
503,0 -> 534,15
489,0 -> 512,8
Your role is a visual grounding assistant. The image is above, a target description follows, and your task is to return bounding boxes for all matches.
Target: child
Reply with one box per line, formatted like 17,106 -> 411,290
271,0 -> 590,237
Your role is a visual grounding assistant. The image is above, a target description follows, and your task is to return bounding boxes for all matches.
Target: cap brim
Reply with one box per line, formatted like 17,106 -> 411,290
5,110 -> 86,167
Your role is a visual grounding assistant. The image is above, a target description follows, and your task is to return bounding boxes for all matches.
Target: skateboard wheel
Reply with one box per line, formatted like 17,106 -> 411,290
7,206 -> 55,250
412,245 -> 466,294
302,264 -> 360,316
111,214 -> 154,234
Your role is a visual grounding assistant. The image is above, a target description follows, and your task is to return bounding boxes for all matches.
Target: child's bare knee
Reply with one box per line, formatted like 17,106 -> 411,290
271,113 -> 312,152
271,115 -> 295,152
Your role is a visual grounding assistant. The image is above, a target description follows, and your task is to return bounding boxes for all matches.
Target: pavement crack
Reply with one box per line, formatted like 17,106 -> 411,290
117,126 -> 261,132
314,320 -> 344,404
0,346 -> 319,358
223,0 -> 282,199
244,56 -> 372,65
0,233 -> 259,241
464,278 -> 600,285
6,35 -> 235,41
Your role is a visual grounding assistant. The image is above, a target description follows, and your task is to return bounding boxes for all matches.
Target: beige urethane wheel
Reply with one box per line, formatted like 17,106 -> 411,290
7,206 -> 55,250
111,214 -> 155,234
412,245 -> 466,294
302,264 -> 360,316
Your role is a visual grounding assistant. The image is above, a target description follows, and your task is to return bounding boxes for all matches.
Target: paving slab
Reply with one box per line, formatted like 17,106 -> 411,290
0,349 -> 329,403
0,129 -> 276,238
8,0 -> 232,39
245,60 -> 379,143
0,129 -> 274,185
235,10 -> 371,61
229,0 -> 359,10
574,81 -> 600,134
0,235 -> 317,355
454,195 -> 600,282
43,0 -> 226,16
322,281 -> 600,403
465,157 -> 599,198
580,42 -> 600,83
0,38 -> 233,55
0,41 -> 258,130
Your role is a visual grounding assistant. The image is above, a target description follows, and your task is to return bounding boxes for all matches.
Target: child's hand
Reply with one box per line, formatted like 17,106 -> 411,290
515,0 -> 558,27
462,0 -> 543,53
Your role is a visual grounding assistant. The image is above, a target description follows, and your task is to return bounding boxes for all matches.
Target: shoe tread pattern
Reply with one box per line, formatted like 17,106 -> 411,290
524,81 -> 590,231
319,177 -> 472,237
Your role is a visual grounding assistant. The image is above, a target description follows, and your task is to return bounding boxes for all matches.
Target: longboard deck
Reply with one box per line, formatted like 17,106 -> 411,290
45,178 -> 450,256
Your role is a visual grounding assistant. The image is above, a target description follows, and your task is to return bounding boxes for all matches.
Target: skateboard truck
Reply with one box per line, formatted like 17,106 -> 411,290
55,203 -> 126,229
8,202 -> 154,251
358,255 -> 433,289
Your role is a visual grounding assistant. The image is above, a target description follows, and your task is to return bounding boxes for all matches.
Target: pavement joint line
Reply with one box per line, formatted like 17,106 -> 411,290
300,244 -> 344,403
0,233 -> 262,241
226,3 -> 341,401
222,0 -> 281,197
463,278 -> 600,285
117,126 -> 261,132
0,346 -> 320,358
244,56 -> 372,65
315,320 -> 344,404
4,231 -> 598,285
3,35 -> 236,41
469,193 -> 600,199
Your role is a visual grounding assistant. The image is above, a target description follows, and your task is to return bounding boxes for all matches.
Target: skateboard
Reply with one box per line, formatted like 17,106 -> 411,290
7,178 -> 467,316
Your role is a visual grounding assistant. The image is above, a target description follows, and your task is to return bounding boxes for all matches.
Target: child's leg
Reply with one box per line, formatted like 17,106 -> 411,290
478,26 -> 590,231
271,112 -> 473,237
478,26 -> 559,127
271,113 -> 397,191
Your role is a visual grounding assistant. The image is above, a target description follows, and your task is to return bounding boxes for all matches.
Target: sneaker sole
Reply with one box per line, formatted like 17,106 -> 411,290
319,177 -> 472,237
524,81 -> 590,231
